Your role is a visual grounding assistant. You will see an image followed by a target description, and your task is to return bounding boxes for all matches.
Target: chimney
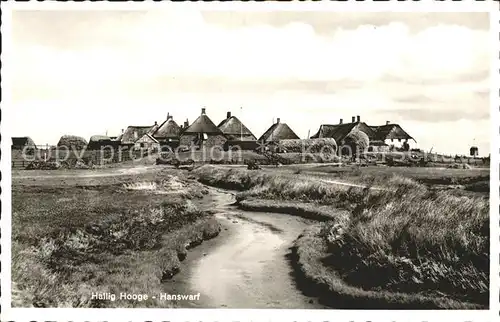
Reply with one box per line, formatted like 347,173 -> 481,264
154,121 -> 157,126
339,118 -> 343,124
352,116 -> 356,123
357,115 -> 360,122
277,118 -> 281,124
386,120 -> 390,125
168,115 -> 173,120
184,119 -> 189,128
227,111 -> 231,119
121,129 -> 124,134
167,112 -> 170,119
201,107 -> 206,115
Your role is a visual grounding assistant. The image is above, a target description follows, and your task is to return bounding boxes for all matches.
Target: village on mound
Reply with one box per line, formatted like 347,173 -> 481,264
11,107 -> 486,169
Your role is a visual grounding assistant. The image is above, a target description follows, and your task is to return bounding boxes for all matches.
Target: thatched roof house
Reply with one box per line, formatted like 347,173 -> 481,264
183,108 -> 222,135
311,116 -> 376,142
153,114 -> 181,141
12,137 -> 36,149
90,135 -> 111,142
120,124 -> 157,145
180,108 -> 226,148
311,116 -> 414,143
258,118 -> 300,142
88,135 -> 116,150
57,135 -> 88,150
218,111 -> 257,141
135,133 -> 160,150
369,122 -> 415,142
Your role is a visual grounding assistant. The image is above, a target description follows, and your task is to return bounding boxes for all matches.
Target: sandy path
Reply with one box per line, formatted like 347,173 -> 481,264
11,165 -> 163,179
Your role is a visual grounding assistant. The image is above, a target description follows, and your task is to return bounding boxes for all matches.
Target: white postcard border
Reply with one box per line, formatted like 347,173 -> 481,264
1,1 -> 498,321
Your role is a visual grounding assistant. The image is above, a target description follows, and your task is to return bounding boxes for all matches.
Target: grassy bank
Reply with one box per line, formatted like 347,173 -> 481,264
291,226 -> 483,309
193,165 -> 489,308
12,172 -> 220,308
299,164 -> 490,187
238,199 -> 348,222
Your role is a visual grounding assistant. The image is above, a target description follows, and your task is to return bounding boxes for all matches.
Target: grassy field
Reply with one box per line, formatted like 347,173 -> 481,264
12,168 -> 219,308
288,164 -> 490,187
193,165 -> 489,308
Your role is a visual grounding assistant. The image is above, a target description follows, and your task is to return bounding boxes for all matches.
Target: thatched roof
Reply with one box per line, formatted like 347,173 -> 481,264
89,135 -> 111,143
183,110 -> 222,134
258,121 -> 300,142
311,122 -> 377,142
218,114 -> 256,141
57,135 -> 88,149
137,133 -> 159,144
12,136 -> 36,147
121,126 -> 156,144
154,116 -> 181,139
369,124 -> 415,142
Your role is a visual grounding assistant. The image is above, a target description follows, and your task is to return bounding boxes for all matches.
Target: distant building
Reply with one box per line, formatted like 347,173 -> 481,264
153,113 -> 181,147
135,133 -> 160,151
369,121 -> 415,149
120,124 -> 158,148
218,111 -> 257,151
180,108 -> 227,149
311,116 -> 415,151
258,118 -> 300,143
12,137 -> 37,158
12,137 -> 36,150
88,135 -> 116,150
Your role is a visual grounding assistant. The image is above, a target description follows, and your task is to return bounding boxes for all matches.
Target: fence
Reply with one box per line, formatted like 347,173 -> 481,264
12,160 -> 32,169
11,148 -> 155,169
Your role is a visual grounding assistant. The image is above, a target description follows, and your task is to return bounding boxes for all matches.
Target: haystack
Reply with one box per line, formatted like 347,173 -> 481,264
279,138 -> 337,154
57,135 -> 88,150
343,129 -> 369,153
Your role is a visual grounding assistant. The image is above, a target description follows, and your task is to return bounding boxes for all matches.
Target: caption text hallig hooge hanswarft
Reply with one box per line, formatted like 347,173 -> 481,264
91,292 -> 201,302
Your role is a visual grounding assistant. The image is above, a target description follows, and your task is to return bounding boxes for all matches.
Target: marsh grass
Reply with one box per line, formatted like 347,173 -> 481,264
193,165 -> 489,307
323,185 -> 489,306
12,176 -> 220,308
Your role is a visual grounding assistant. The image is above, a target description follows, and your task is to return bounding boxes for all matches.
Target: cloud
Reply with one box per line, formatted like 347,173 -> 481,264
378,107 -> 490,123
202,12 -> 489,34
13,11 -> 490,87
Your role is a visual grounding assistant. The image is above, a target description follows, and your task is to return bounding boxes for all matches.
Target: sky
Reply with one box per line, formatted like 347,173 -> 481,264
11,10 -> 491,155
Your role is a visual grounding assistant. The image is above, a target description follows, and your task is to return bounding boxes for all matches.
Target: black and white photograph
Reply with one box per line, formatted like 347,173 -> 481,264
1,1 -> 499,321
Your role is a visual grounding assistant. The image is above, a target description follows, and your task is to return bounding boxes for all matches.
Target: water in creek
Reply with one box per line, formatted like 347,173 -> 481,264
163,189 -> 326,309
